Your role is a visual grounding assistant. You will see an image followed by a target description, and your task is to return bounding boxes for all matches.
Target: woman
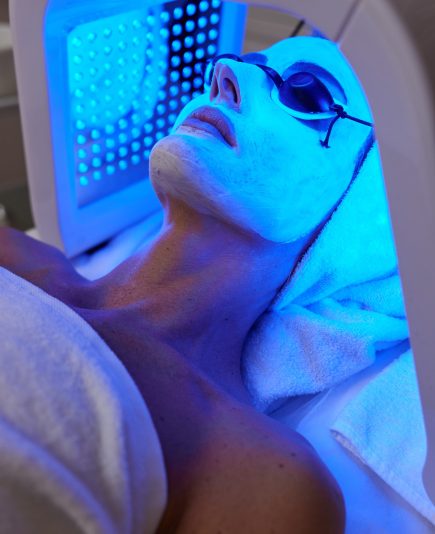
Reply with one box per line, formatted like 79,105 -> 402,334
0,36 -> 368,532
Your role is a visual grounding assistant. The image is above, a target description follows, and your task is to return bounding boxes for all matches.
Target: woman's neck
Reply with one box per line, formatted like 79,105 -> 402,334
94,199 -> 308,404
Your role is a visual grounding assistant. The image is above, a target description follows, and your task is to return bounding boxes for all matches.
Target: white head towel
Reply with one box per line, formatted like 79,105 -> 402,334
242,144 -> 409,412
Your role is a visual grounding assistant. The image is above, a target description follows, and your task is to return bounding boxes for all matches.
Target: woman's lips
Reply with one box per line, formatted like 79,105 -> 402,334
177,106 -> 237,148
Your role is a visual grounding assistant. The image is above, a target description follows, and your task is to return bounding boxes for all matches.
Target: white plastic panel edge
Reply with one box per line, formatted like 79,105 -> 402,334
9,0 -> 62,248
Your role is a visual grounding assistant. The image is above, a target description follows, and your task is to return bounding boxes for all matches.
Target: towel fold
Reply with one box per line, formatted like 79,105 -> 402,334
242,144 -> 409,412
0,267 -> 167,533
331,349 -> 435,526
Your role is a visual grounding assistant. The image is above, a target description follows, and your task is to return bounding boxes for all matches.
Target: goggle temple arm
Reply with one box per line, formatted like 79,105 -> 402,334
321,104 -> 374,148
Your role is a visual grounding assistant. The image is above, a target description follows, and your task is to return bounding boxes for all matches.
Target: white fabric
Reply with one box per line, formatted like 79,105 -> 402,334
0,267 -> 167,534
272,344 -> 435,533
332,349 -> 435,527
242,145 -> 409,412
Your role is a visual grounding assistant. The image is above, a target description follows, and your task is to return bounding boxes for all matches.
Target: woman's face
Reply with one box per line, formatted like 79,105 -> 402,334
150,37 -> 371,243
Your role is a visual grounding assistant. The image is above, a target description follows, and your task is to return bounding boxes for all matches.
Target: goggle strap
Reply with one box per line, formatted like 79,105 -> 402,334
321,105 -> 374,148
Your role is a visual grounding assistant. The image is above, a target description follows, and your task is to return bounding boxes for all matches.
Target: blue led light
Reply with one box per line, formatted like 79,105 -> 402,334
92,157 -> 102,168
119,133 -> 128,144
143,149 -> 151,159
155,132 -> 164,141
107,165 -> 116,175
92,144 -> 101,154
78,162 -> 88,173
106,138 -> 115,148
183,66 -> 193,77
197,32 -> 206,45
118,118 -> 128,129
173,7 -> 183,19
170,71 -> 180,82
132,19 -> 142,29
157,118 -> 165,129
186,3 -> 196,15
209,28 -> 218,40
77,135 -> 86,145
168,113 -> 177,123
144,136 -> 153,147
78,149 -> 87,159
119,160 -> 128,171
118,41 -> 127,52
212,0 -> 220,6
88,50 -> 97,60
145,124 -> 153,134
185,36 -> 194,48
173,24 -> 182,36
199,1 -> 209,12
207,44 -> 217,55
103,28 -> 112,38
160,11 -> 170,23
169,100 -> 178,110
118,23 -> 127,33
160,28 -> 169,39
132,127 -> 141,138
169,86 -> 179,96
76,120 -> 85,130
103,45 -> 112,55
186,21 -> 195,32
132,141 -> 141,152
198,17 -> 207,28
171,56 -> 181,67
193,77 -> 203,88
105,124 -> 115,135
210,13 -> 220,24
182,81 -> 191,92
195,48 -> 205,59
181,95 -> 190,104
93,171 -> 102,181
119,146 -> 128,158
132,155 -> 141,165
87,32 -> 96,43
172,40 -> 182,52
106,152 -> 115,162
157,104 -> 166,115
73,55 -> 82,65
183,52 -> 193,63
74,88 -> 84,98
80,176 -> 89,187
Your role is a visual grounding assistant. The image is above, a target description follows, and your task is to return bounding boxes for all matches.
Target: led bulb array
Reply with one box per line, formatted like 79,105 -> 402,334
67,0 -> 222,206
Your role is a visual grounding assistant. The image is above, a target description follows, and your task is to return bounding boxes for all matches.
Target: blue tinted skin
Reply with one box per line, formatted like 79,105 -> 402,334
151,37 -> 372,244
0,37 -> 348,533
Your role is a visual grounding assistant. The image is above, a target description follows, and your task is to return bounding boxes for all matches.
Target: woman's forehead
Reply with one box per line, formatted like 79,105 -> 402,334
261,37 -> 349,81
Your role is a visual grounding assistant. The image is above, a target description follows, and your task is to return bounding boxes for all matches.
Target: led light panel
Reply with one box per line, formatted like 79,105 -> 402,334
67,1 -> 223,207
32,0 -> 246,256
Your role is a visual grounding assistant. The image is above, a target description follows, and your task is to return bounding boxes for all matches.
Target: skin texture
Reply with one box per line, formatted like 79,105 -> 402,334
0,37 -> 359,532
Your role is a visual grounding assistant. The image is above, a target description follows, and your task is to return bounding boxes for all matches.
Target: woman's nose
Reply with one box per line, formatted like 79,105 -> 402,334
209,62 -> 242,111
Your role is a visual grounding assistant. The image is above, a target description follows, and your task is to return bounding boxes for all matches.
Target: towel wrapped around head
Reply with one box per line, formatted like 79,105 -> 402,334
242,140 -> 409,412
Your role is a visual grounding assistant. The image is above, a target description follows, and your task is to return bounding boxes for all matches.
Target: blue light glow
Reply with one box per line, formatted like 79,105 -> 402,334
65,0 -> 225,207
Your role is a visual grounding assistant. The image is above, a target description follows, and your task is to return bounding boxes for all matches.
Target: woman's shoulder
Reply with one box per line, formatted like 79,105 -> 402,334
164,395 -> 345,533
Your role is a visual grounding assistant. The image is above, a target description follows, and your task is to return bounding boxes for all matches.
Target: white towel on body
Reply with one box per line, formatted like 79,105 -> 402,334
332,349 -> 435,526
0,267 -> 167,534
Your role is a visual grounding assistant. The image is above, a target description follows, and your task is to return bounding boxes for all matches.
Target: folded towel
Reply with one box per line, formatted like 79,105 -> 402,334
242,142 -> 409,412
0,267 -> 167,533
331,349 -> 435,526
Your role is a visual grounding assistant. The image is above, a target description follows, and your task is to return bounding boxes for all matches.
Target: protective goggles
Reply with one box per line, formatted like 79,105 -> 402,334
201,53 -> 374,148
